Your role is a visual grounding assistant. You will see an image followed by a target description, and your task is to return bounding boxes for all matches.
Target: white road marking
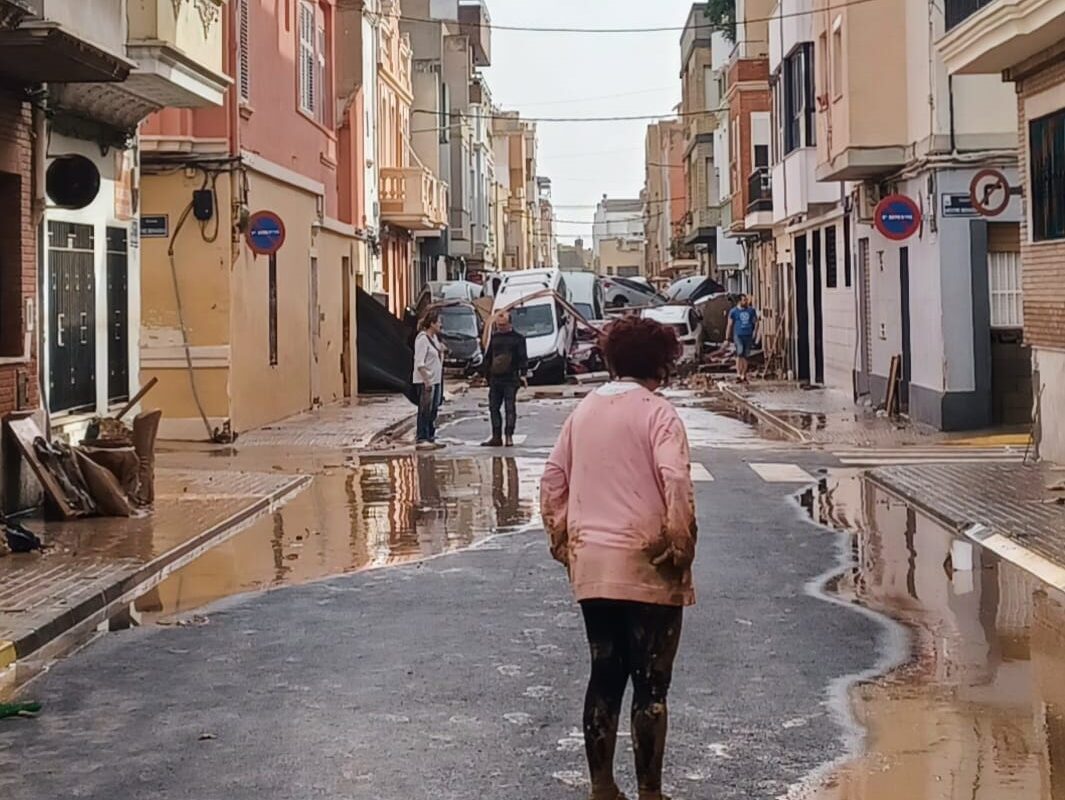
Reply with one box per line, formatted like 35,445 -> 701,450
690,463 -> 715,482
749,462 -> 815,483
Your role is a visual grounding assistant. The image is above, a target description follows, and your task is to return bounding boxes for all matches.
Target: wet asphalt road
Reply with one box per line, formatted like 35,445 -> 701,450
0,395 -> 887,800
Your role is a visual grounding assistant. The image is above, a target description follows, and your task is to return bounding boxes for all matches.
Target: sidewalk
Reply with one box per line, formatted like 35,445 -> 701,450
872,462 -> 1065,591
0,396 -> 413,683
720,381 -> 1031,448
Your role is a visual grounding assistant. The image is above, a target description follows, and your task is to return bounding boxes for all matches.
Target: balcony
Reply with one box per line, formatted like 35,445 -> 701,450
939,0 -> 1065,76
380,167 -> 448,232
0,0 -> 32,30
684,206 -> 720,246
124,0 -> 229,107
744,167 -> 773,230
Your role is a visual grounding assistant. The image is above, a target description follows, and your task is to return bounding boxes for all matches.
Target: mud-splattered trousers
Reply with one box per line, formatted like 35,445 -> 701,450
580,599 -> 684,797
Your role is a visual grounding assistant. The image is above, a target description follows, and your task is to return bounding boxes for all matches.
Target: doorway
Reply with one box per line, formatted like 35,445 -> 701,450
309,256 -> 321,406
794,234 -> 810,382
106,227 -> 129,404
48,221 -> 96,414
342,255 -> 353,398
986,223 -> 1031,425
811,229 -> 825,385
899,247 -> 911,411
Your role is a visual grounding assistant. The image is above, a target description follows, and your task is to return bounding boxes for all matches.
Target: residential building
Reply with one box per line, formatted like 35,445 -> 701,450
24,0 -> 230,449
491,111 -> 535,269
377,0 -> 447,316
938,0 -> 1065,458
404,0 -> 493,285
644,119 -> 696,281
140,0 -> 368,439
768,0 -> 847,382
535,176 -> 558,268
722,0 -> 774,298
680,4 -> 721,275
558,238 -> 592,270
593,196 -> 646,277
813,0 -> 1021,431
710,31 -> 745,279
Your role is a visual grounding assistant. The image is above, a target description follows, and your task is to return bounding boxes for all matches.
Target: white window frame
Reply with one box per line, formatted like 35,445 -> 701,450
988,251 -> 1023,328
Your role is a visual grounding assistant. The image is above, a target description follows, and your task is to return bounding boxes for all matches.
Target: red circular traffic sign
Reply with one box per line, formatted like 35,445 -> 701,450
970,169 -> 1010,217
874,194 -> 922,241
246,210 -> 286,256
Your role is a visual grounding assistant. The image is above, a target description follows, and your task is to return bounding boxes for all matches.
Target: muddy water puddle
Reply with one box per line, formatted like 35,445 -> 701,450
132,455 -> 542,624
796,470 -> 1065,799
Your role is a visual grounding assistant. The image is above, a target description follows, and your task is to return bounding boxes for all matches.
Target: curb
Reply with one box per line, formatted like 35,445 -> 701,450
717,384 -> 811,444
868,470 -> 1065,595
4,473 -> 311,678
366,412 -> 417,447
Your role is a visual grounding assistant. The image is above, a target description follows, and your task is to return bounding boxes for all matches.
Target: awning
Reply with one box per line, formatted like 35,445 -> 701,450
0,21 -> 132,85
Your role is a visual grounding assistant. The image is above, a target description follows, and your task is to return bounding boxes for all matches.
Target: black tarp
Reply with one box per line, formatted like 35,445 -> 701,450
356,288 -> 415,396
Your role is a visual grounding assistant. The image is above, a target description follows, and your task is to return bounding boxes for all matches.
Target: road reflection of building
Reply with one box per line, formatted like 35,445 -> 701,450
813,475 -> 1058,800
493,457 -> 521,529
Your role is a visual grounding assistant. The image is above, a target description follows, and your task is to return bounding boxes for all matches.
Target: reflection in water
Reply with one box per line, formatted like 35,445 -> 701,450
798,472 -> 1065,800
136,456 -> 541,622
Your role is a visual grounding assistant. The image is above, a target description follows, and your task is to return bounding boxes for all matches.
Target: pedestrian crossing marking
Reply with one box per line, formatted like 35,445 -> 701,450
749,463 -> 815,483
690,464 -> 714,482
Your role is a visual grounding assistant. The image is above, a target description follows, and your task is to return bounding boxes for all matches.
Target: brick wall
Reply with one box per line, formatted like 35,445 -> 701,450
1017,59 -> 1065,352
0,90 -> 37,415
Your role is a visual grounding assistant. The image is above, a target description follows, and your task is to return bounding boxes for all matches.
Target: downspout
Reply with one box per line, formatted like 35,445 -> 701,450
31,89 -> 49,433
948,75 -> 957,154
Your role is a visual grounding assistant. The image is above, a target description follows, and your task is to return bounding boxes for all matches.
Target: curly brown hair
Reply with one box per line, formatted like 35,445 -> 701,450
603,316 -> 683,381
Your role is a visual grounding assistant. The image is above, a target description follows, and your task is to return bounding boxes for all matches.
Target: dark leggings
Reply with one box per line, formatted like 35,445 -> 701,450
580,599 -> 684,798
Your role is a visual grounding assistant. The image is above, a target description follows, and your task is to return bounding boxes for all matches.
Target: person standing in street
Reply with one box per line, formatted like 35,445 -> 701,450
481,310 -> 528,448
541,316 -> 697,800
726,294 -> 759,384
413,310 -> 445,451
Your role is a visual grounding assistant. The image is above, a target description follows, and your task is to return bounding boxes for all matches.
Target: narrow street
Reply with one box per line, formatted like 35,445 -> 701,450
0,393 -> 888,799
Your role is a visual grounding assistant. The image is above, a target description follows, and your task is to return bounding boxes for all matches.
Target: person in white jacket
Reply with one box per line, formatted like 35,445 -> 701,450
413,310 -> 445,450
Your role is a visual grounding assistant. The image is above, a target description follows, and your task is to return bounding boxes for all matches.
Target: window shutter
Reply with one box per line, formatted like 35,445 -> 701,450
239,0 -> 250,102
298,2 -> 316,115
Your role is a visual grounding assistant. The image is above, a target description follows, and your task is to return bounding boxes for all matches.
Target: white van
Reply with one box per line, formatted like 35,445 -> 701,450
492,269 -> 575,384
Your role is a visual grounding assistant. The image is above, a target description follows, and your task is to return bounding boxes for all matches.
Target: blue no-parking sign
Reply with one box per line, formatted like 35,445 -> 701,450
247,210 -> 286,255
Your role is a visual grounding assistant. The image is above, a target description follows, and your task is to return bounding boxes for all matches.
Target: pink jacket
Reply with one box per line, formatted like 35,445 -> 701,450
540,383 -> 697,607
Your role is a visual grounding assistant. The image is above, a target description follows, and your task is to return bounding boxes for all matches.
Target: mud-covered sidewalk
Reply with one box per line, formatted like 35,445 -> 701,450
0,397 -> 415,685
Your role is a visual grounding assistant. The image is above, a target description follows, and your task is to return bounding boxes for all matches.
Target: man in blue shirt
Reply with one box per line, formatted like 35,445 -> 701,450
726,295 -> 759,383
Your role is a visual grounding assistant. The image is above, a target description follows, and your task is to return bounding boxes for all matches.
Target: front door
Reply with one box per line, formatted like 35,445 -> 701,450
309,256 -> 321,406
794,234 -> 810,382
106,227 -> 129,404
811,230 -> 825,385
342,255 -> 353,398
48,221 -> 96,414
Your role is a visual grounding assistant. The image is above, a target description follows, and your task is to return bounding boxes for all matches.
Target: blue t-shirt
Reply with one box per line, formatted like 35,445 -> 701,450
729,306 -> 757,338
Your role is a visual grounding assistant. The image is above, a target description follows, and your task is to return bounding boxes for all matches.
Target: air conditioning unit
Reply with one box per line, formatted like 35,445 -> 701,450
855,182 -> 881,223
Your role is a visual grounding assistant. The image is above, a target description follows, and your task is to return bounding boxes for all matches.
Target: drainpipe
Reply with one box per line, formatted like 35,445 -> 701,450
31,89 -> 49,433
948,75 -> 957,154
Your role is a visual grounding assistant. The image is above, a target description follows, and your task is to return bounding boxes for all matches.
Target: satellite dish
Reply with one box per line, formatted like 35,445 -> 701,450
46,155 -> 101,210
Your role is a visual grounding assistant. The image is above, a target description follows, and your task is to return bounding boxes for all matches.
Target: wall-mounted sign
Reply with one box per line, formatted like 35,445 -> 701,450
140,215 -> 169,238
970,169 -> 1011,218
874,194 -> 922,241
247,210 -> 286,256
942,193 -> 978,219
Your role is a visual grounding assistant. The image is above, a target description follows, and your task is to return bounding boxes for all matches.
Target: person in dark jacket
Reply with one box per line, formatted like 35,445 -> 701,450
482,310 -> 528,447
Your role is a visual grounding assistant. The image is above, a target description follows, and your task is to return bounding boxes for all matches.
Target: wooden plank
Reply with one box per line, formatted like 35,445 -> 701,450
4,415 -> 83,520
885,355 -> 901,418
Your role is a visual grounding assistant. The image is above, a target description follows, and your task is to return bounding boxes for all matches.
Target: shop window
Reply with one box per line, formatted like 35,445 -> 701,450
1030,108 -> 1065,241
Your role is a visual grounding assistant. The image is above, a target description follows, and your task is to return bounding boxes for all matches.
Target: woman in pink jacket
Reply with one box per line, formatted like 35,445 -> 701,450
541,316 -> 697,800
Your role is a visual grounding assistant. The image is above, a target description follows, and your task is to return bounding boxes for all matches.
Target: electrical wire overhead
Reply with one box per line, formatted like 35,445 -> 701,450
395,0 -> 880,34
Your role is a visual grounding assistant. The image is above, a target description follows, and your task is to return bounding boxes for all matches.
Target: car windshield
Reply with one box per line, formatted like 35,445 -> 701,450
439,307 -> 479,338
510,304 -> 556,338
574,302 -> 594,320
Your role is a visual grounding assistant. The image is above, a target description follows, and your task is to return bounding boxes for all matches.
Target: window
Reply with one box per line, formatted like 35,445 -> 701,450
754,144 -> 769,169
238,0 -> 250,102
832,22 -> 843,100
784,43 -> 815,154
825,224 -> 838,288
989,251 -> 1023,328
297,1 -> 330,125
1030,109 -> 1065,241
439,81 -> 450,144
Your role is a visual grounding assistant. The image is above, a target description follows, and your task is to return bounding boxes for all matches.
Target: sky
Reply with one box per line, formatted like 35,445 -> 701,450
478,0 -> 699,243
